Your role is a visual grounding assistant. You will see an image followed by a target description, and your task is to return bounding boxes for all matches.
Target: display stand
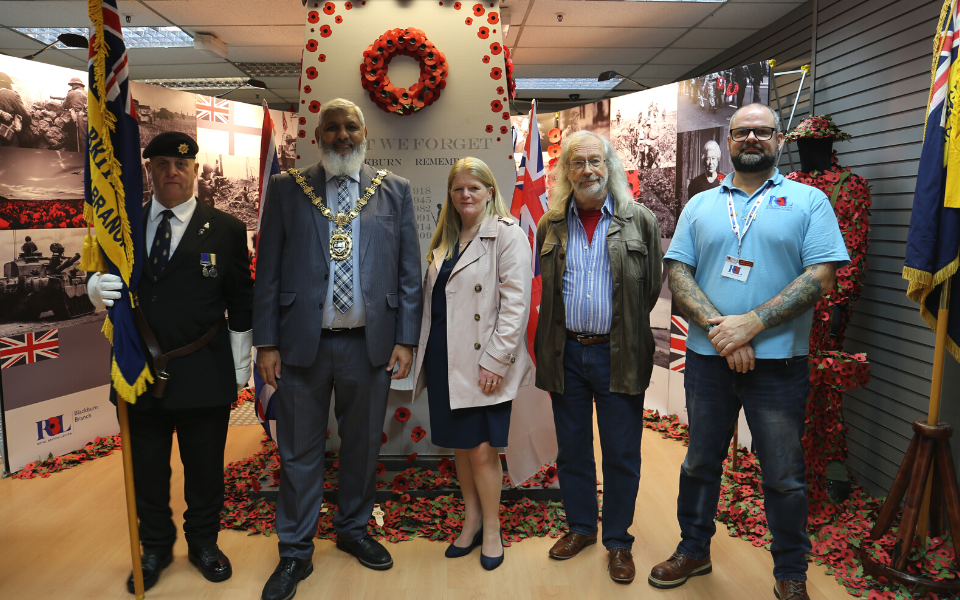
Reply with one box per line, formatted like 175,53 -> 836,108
769,61 -> 811,172
860,280 -> 960,594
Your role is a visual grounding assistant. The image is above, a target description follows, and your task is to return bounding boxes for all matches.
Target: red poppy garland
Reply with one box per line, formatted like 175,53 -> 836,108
360,27 -> 449,115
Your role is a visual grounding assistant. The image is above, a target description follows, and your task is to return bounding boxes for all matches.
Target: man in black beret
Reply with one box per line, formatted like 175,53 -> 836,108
88,130 -> 254,594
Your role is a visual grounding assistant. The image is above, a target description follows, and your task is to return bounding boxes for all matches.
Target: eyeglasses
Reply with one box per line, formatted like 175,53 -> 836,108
730,127 -> 777,142
569,158 -> 606,172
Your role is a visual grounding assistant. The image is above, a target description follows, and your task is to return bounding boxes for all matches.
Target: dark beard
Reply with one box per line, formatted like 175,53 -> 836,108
732,147 -> 777,173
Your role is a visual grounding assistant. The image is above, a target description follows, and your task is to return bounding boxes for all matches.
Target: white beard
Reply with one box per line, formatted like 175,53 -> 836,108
320,140 -> 367,176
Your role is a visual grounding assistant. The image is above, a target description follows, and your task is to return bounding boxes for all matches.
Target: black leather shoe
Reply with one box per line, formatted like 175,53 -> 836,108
188,544 -> 232,582
261,557 -> 313,600
336,534 -> 394,570
126,550 -> 172,594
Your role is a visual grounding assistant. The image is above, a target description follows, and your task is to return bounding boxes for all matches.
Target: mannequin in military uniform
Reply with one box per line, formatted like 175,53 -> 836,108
87,132 -> 254,594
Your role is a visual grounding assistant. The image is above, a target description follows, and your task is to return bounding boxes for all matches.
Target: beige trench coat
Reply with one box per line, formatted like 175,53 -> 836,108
412,216 -> 534,409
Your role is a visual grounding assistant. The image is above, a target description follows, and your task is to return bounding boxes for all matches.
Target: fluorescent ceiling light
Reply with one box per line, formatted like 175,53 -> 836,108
236,63 -> 302,77
138,77 -> 260,91
516,78 -> 624,90
15,26 -> 193,49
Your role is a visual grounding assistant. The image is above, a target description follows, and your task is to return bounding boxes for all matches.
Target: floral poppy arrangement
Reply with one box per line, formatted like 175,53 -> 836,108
12,434 -> 122,479
359,27 -> 449,115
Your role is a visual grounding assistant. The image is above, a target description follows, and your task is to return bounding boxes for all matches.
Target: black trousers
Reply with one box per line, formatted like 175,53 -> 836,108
124,404 -> 230,553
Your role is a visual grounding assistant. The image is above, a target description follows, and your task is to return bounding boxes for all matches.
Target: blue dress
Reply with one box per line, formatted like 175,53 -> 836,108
425,242 -> 512,449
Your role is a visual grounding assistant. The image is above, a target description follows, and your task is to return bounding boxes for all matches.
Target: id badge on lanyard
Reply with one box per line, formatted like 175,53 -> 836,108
721,181 -> 772,283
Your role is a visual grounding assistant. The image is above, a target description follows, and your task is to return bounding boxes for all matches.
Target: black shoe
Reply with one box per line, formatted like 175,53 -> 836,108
336,534 -> 394,570
126,550 -> 172,594
188,544 -> 232,582
261,557 -> 313,600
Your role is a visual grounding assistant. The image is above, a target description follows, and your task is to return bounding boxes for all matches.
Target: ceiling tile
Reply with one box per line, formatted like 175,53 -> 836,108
704,2 -> 804,29
126,47 -> 227,66
513,64 -> 639,79
522,0 -> 716,28
180,25 -> 303,47
0,2 -> 91,27
228,46 -> 304,63
648,48 -> 722,65
144,0 -> 305,26
519,26 -> 686,48
634,64 -> 694,79
512,47 -> 658,65
0,28 -> 49,51
129,62 -> 245,79
671,28 -> 754,49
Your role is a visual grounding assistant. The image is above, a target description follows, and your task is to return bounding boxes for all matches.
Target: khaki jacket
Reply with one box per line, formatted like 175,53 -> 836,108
413,216 -> 534,409
533,198 -> 663,395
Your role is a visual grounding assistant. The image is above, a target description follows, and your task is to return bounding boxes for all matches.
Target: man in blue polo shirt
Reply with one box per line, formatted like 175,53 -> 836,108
649,104 -> 849,600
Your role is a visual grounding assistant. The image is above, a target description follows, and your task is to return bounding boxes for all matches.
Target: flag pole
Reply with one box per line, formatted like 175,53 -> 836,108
117,398 -> 145,599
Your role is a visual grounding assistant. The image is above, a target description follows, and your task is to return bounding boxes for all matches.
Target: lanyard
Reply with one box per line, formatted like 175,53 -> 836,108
726,181 -> 773,257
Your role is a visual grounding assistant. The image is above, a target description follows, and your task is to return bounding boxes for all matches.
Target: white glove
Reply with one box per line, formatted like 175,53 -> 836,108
88,272 -> 122,309
230,329 -> 253,392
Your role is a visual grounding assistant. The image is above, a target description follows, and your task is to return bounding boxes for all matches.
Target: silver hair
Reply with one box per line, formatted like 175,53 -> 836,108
729,103 -> 781,133
546,130 -> 634,219
319,97 -> 366,128
703,139 -> 721,155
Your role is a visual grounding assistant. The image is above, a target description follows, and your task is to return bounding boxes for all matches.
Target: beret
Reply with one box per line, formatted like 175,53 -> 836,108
143,131 -> 199,159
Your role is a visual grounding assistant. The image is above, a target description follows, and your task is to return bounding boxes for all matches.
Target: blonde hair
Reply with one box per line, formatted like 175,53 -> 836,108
546,130 -> 634,219
426,157 -> 511,262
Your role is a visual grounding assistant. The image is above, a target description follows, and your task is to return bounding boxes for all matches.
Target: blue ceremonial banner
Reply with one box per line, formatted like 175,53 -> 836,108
82,0 -> 151,401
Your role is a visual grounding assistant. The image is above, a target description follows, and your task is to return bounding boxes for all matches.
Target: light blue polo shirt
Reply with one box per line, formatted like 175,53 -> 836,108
664,169 -> 849,359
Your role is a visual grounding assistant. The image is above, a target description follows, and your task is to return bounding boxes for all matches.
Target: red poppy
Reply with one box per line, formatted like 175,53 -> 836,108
438,457 -> 454,475
411,426 -> 426,443
318,54 -> 326,62
487,11 -> 499,24
335,15 -> 343,23
392,475 -> 410,493
320,25 -> 332,37
500,125 -> 508,134
345,1 -> 353,7
473,3 -> 485,16
548,128 -> 562,143
332,460 -> 339,469
306,66 -> 318,79
482,55 -> 490,64
406,452 -> 418,462
305,39 -> 318,52
302,85 -> 311,94
491,100 -> 503,112
485,124 -> 493,133
395,407 -> 411,422
307,11 -> 319,23
375,462 -> 386,476
502,111 -> 510,120
399,493 -> 411,503
298,130 -> 306,138
454,1 -> 462,8
478,27 -> 490,39
298,116 -> 306,125
308,100 -> 321,113
496,86 -> 505,94
381,432 -> 387,446
465,17 -> 473,25
323,2 -> 335,14
490,67 -> 502,79
490,42 -> 502,54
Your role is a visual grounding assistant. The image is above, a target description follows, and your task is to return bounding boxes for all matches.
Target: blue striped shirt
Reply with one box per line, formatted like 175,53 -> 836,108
563,194 -> 613,334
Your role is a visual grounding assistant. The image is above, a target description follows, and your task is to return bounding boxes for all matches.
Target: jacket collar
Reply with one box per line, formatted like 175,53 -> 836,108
143,200 -> 217,281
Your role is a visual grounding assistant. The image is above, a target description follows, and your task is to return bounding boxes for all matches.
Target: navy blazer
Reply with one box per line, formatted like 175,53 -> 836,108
253,162 -> 422,367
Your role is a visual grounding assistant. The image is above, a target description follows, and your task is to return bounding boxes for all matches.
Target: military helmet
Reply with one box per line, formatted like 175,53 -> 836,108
68,77 -> 84,88
202,163 -> 214,174
0,72 -> 12,89
24,236 -> 32,242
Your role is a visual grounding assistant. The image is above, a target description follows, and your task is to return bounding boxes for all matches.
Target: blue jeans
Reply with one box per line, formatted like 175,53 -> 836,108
550,338 -> 644,550
678,350 -> 811,581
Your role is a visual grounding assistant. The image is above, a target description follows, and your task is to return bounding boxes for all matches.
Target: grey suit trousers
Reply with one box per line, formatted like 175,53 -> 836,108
274,328 -> 391,559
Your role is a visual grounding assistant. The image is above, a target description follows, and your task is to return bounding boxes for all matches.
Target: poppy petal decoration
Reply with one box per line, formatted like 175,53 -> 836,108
395,406 -> 411,422
500,125 -> 508,134
306,66 -> 318,79
382,432 -> 387,446
406,452 -> 418,462
438,457 -> 454,476
360,28 -> 449,116
487,12 -> 499,24
548,128 -> 562,143
411,426 -> 427,443
320,25 -> 332,38
323,1 -> 336,14
306,39 -> 318,52
473,3 -> 485,16
478,26 -> 490,39
392,475 -> 410,494
307,11 -> 320,23
375,462 -> 386,476
491,100 -> 503,112
490,67 -> 502,80
490,42 -> 502,55
308,100 -> 321,113
547,144 -> 562,158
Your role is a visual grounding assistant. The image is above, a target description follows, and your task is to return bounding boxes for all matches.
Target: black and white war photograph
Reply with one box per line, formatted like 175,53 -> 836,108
0,228 -> 103,337
0,147 -> 86,230
676,126 -> 735,215
677,61 -> 770,133
272,108 -> 298,170
558,99 -> 611,140
0,56 -> 87,154
610,83 -> 677,171
195,152 -> 259,229
129,81 -> 198,150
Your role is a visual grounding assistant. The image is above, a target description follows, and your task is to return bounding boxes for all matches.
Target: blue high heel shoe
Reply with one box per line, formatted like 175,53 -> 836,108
480,530 -> 504,571
445,528 -> 483,558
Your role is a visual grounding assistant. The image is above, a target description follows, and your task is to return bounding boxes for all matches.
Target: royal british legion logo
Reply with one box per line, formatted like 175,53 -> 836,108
36,415 -> 71,441
768,195 -> 792,210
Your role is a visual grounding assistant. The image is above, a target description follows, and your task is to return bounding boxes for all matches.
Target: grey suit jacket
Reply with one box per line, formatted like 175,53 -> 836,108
253,162 -> 422,367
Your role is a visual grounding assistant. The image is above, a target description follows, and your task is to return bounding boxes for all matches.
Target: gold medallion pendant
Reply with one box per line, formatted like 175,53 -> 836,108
330,227 -> 352,261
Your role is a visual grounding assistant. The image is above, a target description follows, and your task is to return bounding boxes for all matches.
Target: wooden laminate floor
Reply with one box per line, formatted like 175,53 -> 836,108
0,419 -> 853,600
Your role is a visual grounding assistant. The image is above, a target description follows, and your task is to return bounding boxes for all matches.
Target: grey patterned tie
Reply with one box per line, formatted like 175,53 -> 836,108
332,175 -> 353,312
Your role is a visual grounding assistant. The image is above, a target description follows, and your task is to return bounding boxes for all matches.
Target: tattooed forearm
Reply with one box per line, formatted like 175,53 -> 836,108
667,260 -> 722,331
753,262 -> 835,329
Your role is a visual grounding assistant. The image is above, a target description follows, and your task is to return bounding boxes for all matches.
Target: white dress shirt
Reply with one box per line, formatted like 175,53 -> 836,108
321,169 -> 366,328
145,195 -> 198,257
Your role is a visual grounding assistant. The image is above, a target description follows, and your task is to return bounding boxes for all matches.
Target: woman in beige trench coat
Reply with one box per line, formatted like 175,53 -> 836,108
412,157 -> 533,570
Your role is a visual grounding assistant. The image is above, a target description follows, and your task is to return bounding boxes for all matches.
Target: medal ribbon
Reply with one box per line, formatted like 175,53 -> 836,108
726,180 -> 773,258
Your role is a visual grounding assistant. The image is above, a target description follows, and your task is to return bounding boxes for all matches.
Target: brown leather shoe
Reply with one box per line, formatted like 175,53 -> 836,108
647,551 -> 712,589
608,549 -> 635,584
548,532 -> 597,560
774,580 -> 810,600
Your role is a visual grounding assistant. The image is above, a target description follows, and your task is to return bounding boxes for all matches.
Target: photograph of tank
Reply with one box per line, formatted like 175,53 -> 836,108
610,83 -> 678,171
0,228 -> 102,336
0,147 -> 86,229
677,61 -> 770,133
675,126 -> 734,215
195,152 -> 260,229
129,81 -> 198,150
0,57 -> 88,153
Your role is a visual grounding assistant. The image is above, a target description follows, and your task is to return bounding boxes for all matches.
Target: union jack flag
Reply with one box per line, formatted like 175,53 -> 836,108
0,329 -> 59,369
669,314 -> 687,372
510,101 -> 549,363
196,94 -> 230,123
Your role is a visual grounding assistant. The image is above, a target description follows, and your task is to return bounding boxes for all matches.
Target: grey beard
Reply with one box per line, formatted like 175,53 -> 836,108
574,172 -> 609,204
320,141 -> 367,176
732,148 -> 777,173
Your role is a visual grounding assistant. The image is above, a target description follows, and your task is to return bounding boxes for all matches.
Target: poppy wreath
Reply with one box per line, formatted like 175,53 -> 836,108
360,27 -> 449,115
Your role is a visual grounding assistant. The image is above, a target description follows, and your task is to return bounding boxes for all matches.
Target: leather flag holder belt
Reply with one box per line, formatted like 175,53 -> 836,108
133,304 -> 222,398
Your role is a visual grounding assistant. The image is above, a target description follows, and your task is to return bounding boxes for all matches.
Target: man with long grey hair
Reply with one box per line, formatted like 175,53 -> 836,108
254,98 -> 421,600
533,130 -> 663,584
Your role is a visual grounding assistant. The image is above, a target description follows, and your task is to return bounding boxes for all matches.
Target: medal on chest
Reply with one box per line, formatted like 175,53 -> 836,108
200,253 -> 218,278
329,216 -> 353,261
